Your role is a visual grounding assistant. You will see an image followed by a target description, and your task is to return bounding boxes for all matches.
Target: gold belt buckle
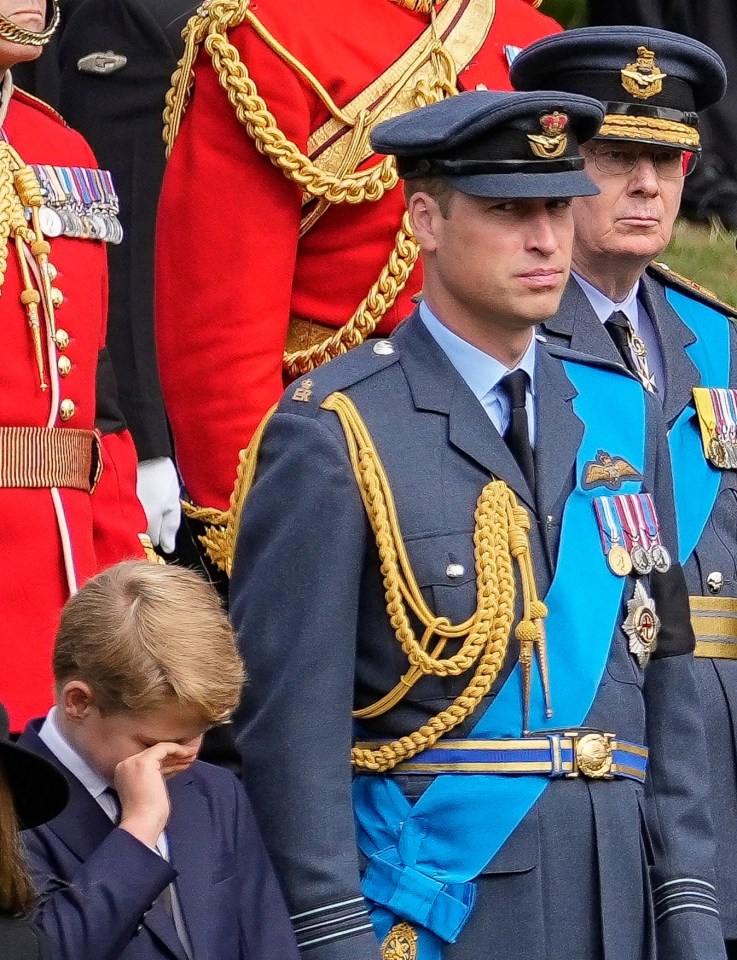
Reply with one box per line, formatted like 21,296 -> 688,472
565,730 -> 615,779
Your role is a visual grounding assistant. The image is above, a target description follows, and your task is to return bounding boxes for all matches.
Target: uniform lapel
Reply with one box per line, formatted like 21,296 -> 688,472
19,726 -> 189,960
164,772 -> 212,960
540,276 -> 625,367
17,726 -> 115,862
533,346 -> 583,521
639,271 -> 699,426
395,312 -> 535,510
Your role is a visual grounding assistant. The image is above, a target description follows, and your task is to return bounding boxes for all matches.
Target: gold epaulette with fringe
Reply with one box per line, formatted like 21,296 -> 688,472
650,261 -> 737,320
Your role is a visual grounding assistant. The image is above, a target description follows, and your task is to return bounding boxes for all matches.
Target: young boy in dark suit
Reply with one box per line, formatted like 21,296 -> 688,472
18,561 -> 300,960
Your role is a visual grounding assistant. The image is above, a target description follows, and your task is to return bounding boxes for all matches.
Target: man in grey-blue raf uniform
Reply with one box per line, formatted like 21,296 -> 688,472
511,27 -> 737,960
229,89 -> 725,960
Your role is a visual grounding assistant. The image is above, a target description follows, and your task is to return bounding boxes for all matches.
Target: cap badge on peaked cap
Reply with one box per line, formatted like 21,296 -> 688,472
621,46 -> 667,100
527,112 -> 569,159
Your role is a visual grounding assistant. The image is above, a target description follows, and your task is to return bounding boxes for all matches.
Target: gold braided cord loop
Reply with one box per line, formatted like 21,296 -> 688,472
283,213 -> 420,378
0,0 -> 60,47
599,113 -> 701,148
180,403 -> 279,573
162,0 -> 460,376
319,392 -> 547,773
181,499 -> 230,570
165,0 -> 397,203
224,404 -> 278,576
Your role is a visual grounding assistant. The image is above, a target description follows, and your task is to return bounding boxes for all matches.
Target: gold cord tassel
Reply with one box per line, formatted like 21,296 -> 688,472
0,143 -> 61,391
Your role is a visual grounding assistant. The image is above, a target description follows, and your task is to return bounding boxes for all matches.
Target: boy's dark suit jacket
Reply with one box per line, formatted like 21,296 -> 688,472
18,723 -> 300,960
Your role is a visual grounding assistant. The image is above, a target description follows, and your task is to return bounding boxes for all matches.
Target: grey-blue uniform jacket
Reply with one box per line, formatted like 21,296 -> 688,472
540,265 -> 737,940
230,311 -> 723,960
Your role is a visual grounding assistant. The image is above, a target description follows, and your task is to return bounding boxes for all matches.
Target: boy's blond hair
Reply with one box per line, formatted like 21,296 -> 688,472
53,561 -> 245,724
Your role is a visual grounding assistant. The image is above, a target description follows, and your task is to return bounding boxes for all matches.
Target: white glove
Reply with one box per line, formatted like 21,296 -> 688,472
136,457 -> 181,554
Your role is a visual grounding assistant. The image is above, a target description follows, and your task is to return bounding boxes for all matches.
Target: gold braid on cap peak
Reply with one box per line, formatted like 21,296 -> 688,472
163,0 -> 463,378
0,0 -> 60,46
599,113 -> 701,149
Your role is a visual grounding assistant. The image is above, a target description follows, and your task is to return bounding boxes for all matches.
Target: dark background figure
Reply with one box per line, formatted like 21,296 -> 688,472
56,0 -> 195,468
0,703 -> 69,960
587,0 -> 737,229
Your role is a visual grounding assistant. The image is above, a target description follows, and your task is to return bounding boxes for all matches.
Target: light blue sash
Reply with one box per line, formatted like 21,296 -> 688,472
354,360 -> 646,958
664,288 -> 730,563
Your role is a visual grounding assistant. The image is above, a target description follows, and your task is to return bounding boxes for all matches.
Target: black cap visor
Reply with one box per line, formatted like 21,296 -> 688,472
449,168 -> 600,199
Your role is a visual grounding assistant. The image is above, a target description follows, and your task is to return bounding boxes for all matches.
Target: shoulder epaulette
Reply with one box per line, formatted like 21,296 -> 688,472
540,337 -> 635,377
280,338 -> 401,415
12,87 -> 68,127
648,261 -> 737,319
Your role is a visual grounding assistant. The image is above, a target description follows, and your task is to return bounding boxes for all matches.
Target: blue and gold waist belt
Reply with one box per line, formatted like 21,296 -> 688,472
355,730 -> 648,783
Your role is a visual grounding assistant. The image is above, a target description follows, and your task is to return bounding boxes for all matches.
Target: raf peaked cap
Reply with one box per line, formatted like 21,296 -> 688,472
510,26 -> 727,153
370,90 -> 604,198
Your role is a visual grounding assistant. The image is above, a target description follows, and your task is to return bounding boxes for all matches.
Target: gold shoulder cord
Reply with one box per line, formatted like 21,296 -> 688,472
222,393 -> 549,771
163,0 -> 460,378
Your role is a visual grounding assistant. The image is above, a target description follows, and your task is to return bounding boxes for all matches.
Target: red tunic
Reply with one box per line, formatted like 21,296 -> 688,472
1,87 -> 147,731
156,0 -> 562,511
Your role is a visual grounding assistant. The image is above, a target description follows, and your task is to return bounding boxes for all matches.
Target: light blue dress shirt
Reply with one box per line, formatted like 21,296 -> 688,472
572,270 -> 665,397
419,300 -> 536,443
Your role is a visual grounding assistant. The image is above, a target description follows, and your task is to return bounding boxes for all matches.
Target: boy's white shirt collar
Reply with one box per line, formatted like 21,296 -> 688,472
39,706 -> 110,799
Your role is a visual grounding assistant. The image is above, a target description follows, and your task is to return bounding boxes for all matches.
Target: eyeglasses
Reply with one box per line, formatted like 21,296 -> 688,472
586,145 -> 698,179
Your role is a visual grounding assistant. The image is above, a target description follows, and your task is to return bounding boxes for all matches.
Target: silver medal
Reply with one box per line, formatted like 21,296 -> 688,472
650,544 -> 671,574
38,206 -> 63,237
630,543 -> 653,576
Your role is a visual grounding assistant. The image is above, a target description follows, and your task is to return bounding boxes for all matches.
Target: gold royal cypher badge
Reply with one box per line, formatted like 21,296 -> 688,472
527,112 -> 569,159
621,46 -> 667,100
382,922 -> 418,960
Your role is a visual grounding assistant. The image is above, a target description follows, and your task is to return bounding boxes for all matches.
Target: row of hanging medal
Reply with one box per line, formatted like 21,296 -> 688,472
26,163 -> 123,245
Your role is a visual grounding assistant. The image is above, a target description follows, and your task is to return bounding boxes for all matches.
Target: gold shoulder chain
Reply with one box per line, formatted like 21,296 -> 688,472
321,392 -> 548,771
162,0 -> 468,376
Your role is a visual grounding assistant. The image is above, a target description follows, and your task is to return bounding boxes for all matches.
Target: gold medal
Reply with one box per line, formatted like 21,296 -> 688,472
709,436 -> 728,468
608,544 -> 633,577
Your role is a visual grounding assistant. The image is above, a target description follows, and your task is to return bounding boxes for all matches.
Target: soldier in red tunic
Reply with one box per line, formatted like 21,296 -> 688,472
0,0 -> 149,732
156,0 -> 562,542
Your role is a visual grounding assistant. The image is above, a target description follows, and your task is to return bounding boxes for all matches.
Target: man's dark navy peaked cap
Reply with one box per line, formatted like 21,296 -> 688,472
370,90 -> 604,199
510,26 -> 727,153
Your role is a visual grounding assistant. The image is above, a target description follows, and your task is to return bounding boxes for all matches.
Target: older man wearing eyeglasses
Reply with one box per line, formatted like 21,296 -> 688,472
512,26 -> 737,960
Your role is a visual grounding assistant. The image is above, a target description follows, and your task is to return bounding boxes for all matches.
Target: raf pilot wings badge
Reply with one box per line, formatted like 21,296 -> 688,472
582,449 -> 643,491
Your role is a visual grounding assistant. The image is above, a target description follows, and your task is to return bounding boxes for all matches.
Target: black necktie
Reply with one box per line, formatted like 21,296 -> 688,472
499,370 -> 535,494
605,311 -> 639,377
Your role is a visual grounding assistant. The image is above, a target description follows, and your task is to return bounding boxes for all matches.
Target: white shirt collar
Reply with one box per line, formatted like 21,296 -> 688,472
572,270 -> 640,330
419,300 -> 536,402
39,706 -> 110,800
